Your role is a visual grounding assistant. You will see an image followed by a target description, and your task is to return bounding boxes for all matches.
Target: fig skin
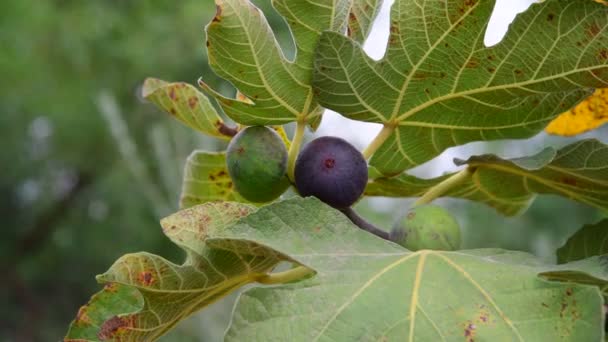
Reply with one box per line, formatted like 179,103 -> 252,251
390,205 -> 461,251
226,126 -> 289,202
294,136 -> 368,208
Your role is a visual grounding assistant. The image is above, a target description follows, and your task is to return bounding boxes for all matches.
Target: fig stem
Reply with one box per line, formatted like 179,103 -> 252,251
287,120 -> 306,182
255,265 -> 314,285
362,124 -> 395,160
414,167 -> 474,206
340,207 -> 390,240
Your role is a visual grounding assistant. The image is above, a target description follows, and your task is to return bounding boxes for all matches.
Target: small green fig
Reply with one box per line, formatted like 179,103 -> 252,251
389,205 -> 461,251
226,126 -> 290,202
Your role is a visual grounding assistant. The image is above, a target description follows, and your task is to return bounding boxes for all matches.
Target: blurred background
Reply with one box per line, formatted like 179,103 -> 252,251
1,0 -> 606,341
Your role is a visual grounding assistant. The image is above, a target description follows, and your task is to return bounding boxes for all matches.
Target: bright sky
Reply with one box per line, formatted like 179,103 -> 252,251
315,0 -> 539,175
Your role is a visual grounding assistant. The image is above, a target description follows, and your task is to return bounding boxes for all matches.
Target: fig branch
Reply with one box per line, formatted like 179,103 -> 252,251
414,167 -> 474,207
362,124 -> 395,160
287,120 -> 306,182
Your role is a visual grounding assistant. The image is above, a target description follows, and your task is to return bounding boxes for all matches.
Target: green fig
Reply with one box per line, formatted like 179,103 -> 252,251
389,205 -> 461,251
226,126 -> 290,202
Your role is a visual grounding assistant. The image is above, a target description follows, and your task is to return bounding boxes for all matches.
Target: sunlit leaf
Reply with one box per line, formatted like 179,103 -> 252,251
180,151 -> 249,208
212,198 -> 604,341
199,0 -> 381,126
556,219 -> 608,263
142,78 -> 236,139
546,88 -> 608,136
313,0 -> 608,175
366,139 -> 608,215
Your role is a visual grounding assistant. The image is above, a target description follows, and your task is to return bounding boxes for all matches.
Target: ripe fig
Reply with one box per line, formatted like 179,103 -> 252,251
226,126 -> 290,202
294,136 -> 367,208
389,205 -> 461,251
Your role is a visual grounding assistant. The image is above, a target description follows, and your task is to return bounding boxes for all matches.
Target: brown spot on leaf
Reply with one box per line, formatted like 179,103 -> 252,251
599,49 -> 608,60
487,67 -> 496,73
547,13 -> 555,22
212,5 -> 222,22
138,271 -> 155,286
407,212 -> 416,220
104,282 -> 119,293
169,87 -> 177,101
169,108 -> 177,116
465,58 -> 479,68
587,23 -> 601,38
514,69 -> 523,76
413,71 -> 431,80
464,322 -> 476,341
188,96 -> 198,109
560,177 -> 577,186
98,315 -> 136,340
75,305 -> 92,325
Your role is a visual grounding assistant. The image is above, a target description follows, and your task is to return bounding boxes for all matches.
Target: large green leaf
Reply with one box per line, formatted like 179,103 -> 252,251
313,0 -> 608,175
180,151 -> 250,209
142,78 -> 236,139
199,0 -> 383,126
198,197 -> 604,341
64,202 -> 285,341
366,139 -> 608,215
557,219 -> 608,264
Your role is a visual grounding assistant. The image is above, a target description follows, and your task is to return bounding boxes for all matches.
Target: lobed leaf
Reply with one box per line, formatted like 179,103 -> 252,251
209,197 -> 605,341
142,78 -> 236,139
199,0 -> 383,126
313,0 -> 608,175
556,219 -> 608,264
179,151 -> 249,209
64,202 -> 285,341
366,139 -> 608,215
546,88 -> 608,136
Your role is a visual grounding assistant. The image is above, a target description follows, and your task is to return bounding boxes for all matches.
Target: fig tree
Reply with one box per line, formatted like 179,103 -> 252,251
390,205 -> 461,251
226,126 -> 289,202
294,136 -> 367,208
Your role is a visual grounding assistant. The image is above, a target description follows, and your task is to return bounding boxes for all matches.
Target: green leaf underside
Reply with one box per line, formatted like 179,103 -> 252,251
199,198 -> 602,341
366,139 -> 608,216
64,202 -> 288,341
142,78 -> 233,139
348,0 -> 384,43
557,219 -> 608,264
200,0 -> 354,126
313,0 -> 608,175
180,151 -> 251,209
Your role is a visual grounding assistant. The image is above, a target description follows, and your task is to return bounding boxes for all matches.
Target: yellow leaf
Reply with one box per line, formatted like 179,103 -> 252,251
546,88 -> 608,136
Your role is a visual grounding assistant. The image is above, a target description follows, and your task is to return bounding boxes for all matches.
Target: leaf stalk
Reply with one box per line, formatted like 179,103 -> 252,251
362,124 -> 395,160
287,120 -> 306,182
414,167 -> 474,206
255,265 -> 314,285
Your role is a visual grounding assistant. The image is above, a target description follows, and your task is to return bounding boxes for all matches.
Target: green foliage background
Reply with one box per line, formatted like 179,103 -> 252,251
1,1 -> 605,341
